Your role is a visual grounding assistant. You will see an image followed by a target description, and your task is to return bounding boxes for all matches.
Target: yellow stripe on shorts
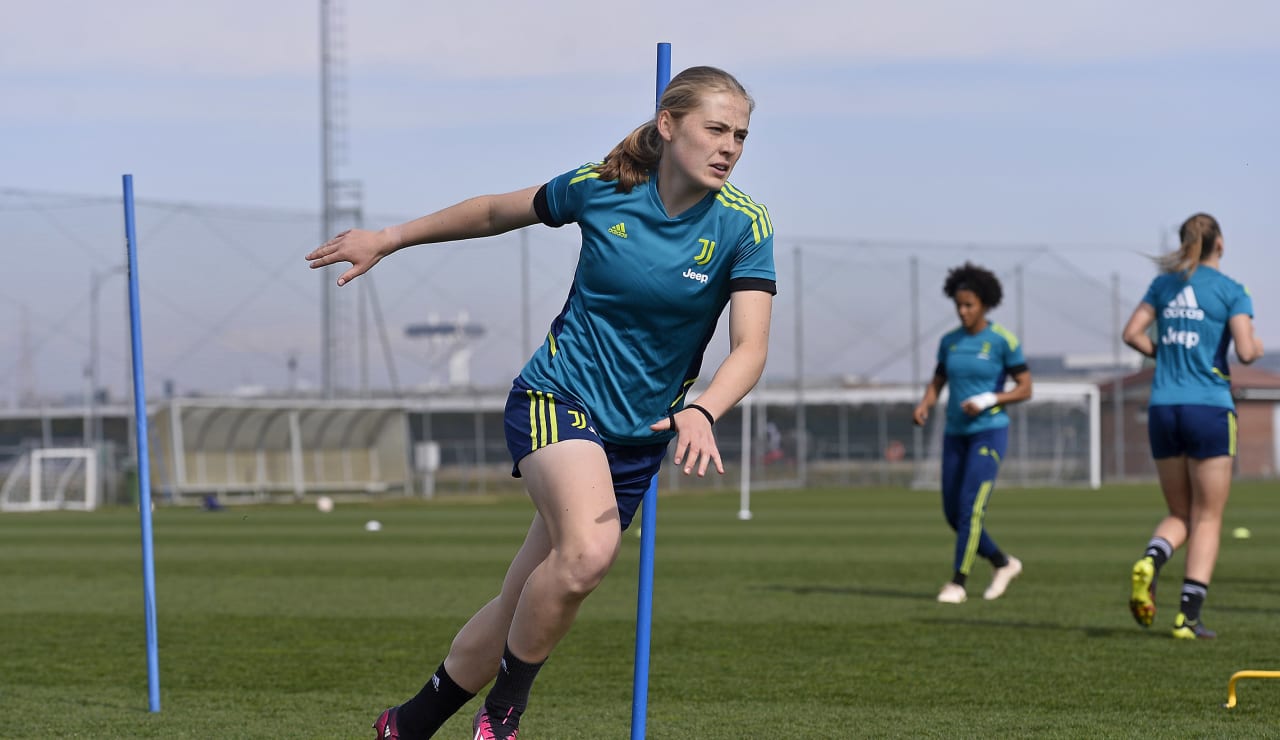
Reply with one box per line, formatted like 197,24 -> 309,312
546,395 -> 559,446
526,390 -> 560,451
526,390 -> 539,449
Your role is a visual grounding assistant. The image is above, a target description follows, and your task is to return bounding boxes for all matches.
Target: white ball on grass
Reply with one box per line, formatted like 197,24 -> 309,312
316,495 -> 334,513
364,519 -> 382,532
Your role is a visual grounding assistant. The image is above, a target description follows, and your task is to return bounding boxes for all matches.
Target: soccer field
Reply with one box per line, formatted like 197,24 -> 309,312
2,482 -> 1276,738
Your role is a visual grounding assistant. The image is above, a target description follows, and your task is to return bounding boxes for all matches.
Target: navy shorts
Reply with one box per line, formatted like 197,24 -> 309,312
1147,404 -> 1237,460
503,379 -> 666,530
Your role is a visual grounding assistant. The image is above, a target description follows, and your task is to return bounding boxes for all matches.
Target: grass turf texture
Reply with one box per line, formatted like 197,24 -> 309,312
2,483 -> 1277,738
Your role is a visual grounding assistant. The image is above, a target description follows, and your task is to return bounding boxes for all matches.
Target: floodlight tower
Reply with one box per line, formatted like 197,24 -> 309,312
319,0 -> 364,397
405,313 -> 487,388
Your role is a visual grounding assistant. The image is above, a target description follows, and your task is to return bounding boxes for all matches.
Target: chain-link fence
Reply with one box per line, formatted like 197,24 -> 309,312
7,188 -> 1272,503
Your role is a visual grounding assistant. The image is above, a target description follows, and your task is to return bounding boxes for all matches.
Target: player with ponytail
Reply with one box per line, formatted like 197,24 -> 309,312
309,65 -> 774,738
1122,213 -> 1263,639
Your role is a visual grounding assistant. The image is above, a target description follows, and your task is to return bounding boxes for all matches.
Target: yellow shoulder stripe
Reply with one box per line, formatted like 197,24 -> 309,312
568,162 -> 603,185
715,182 -> 772,244
991,323 -> 1020,351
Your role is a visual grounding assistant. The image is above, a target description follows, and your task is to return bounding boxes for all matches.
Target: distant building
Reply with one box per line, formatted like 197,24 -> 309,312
1099,364 -> 1280,479
1026,353 -> 1144,382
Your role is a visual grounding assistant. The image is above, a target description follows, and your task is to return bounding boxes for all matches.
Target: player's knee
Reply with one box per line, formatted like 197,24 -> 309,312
554,539 -> 620,596
1190,509 -> 1224,529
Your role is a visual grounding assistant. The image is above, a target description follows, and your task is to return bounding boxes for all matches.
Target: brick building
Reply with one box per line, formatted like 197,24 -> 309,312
1099,365 -> 1280,479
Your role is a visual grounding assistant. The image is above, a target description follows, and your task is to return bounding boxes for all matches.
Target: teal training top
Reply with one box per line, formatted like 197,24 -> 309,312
520,163 -> 777,445
1141,265 -> 1252,409
935,322 -> 1026,436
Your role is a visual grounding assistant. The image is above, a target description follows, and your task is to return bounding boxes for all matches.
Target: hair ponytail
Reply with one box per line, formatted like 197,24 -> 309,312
1156,212 -> 1221,277
593,66 -> 754,193
595,122 -> 663,191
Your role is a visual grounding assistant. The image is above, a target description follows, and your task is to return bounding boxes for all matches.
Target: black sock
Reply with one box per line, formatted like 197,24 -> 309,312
483,644 -> 545,732
988,550 -> 1009,569
951,571 -> 967,588
1180,579 -> 1208,622
396,663 -> 476,738
1144,537 -> 1173,571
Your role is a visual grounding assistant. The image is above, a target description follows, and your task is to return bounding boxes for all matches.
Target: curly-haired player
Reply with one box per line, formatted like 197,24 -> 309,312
913,262 -> 1033,604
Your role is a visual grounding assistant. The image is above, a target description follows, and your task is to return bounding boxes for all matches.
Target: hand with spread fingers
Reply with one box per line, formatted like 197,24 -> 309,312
650,405 -> 722,477
305,227 -> 397,287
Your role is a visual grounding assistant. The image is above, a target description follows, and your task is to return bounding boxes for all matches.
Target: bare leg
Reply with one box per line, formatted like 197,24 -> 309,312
1184,456 -> 1233,585
442,513 -> 552,693
438,439 -> 619,697
1151,457 -> 1192,549
381,440 -> 620,736
507,439 -> 621,661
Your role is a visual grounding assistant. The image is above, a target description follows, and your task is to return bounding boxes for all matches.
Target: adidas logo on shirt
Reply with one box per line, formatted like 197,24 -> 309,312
608,222 -> 628,239
1163,286 -> 1204,320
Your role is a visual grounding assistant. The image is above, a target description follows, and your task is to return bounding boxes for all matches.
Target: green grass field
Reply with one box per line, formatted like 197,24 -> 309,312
2,482 -> 1278,738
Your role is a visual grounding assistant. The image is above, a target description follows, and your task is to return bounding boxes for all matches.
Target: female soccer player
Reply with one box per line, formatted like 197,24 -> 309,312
1122,213 -> 1262,639
307,66 -> 775,739
912,263 -> 1032,604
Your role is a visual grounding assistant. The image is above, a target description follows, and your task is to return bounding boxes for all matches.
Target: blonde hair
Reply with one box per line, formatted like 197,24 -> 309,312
595,66 -> 754,192
1156,213 -> 1221,277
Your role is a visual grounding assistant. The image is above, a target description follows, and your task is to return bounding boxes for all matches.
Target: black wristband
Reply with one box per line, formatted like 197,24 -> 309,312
685,403 -> 715,426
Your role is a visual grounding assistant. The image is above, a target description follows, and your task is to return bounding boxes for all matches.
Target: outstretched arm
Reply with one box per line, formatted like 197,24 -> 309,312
650,290 -> 773,476
305,185 -> 541,286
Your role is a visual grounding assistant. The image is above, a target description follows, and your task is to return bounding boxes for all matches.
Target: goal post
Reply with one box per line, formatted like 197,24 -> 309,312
0,447 -> 98,512
732,380 -> 1102,511
913,381 -> 1102,490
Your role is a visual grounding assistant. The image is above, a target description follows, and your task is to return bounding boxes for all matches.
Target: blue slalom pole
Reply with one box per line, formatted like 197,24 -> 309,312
630,41 -> 670,740
630,473 -> 660,739
123,174 -> 161,712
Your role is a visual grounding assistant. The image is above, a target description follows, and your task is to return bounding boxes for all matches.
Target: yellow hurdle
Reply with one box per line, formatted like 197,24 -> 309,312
1224,670 -> 1280,708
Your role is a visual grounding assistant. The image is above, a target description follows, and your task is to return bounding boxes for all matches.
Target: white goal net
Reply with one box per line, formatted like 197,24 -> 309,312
0,448 -> 99,512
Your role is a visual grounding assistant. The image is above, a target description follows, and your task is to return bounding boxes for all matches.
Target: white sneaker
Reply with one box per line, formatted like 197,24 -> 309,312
937,582 -> 967,604
983,556 -> 1023,600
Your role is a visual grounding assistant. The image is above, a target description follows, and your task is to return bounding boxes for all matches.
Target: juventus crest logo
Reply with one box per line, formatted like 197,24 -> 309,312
694,238 -> 715,266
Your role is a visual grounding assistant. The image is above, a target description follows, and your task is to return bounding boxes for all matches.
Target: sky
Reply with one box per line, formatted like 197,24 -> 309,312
3,0 -> 1279,403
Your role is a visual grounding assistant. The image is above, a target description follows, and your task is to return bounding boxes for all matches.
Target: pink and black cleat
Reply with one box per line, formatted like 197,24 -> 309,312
472,705 -> 520,740
372,706 -> 400,739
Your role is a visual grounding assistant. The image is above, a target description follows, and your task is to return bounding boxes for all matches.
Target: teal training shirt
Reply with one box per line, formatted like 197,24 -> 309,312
521,163 -> 777,445
936,322 -> 1026,436
1142,265 -> 1253,409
